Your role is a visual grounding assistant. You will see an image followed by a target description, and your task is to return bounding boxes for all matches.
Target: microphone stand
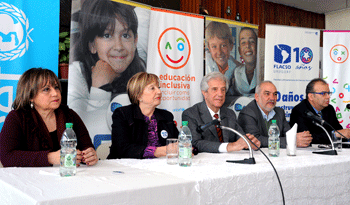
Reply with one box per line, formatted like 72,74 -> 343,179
220,125 -> 256,164
312,121 -> 337,155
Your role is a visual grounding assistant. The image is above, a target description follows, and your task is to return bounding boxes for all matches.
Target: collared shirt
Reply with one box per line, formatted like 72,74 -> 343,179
234,64 -> 257,97
311,105 -> 322,117
205,51 -> 237,85
206,106 -> 228,153
256,103 -> 276,121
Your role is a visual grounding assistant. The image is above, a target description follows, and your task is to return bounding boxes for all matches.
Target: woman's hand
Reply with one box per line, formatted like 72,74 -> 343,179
81,147 -> 98,166
91,60 -> 119,87
76,149 -> 82,165
154,146 -> 167,158
47,150 -> 60,165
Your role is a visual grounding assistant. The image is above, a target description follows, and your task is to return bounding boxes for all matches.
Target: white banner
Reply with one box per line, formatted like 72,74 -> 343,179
323,31 -> 350,128
265,24 -> 320,119
147,8 -> 204,127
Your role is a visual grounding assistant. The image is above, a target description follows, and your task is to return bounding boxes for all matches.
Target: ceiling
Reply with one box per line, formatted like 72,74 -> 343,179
265,0 -> 350,14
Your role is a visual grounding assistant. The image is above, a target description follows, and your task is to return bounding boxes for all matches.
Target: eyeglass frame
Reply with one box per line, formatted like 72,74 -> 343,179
309,91 -> 332,96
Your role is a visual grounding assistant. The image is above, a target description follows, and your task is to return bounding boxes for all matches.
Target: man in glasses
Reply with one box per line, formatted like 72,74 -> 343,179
290,78 -> 350,144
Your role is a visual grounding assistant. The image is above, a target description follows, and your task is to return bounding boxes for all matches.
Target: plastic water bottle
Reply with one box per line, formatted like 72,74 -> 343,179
60,123 -> 77,176
178,121 -> 192,167
268,120 -> 280,157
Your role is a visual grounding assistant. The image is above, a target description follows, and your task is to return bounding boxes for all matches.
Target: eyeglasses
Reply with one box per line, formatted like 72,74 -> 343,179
310,92 -> 332,96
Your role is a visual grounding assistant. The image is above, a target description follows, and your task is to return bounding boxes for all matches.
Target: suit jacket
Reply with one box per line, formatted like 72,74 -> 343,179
107,104 -> 179,159
290,99 -> 342,144
182,101 -> 244,153
238,100 -> 290,148
0,105 -> 93,167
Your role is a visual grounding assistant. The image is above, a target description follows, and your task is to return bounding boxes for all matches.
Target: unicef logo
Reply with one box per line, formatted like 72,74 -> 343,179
300,47 -> 313,64
0,2 -> 33,61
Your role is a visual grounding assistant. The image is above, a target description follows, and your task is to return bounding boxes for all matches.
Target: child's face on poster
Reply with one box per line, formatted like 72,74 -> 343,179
207,36 -> 233,69
90,18 -> 138,74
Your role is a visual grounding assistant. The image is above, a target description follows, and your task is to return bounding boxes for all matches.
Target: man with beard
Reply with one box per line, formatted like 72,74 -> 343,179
290,78 -> 350,144
238,81 -> 312,148
228,27 -> 257,97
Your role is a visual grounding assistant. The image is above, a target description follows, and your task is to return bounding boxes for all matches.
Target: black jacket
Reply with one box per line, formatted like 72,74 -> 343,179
238,100 -> 290,148
290,99 -> 342,144
107,104 -> 179,159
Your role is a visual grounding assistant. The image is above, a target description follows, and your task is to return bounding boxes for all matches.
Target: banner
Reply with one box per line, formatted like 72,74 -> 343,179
323,30 -> 350,128
204,17 -> 259,116
265,24 -> 320,119
0,0 -> 59,130
68,0 -> 151,142
147,8 -> 204,127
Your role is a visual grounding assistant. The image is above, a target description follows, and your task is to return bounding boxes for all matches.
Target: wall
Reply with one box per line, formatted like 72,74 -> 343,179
180,0 -> 325,39
325,8 -> 350,30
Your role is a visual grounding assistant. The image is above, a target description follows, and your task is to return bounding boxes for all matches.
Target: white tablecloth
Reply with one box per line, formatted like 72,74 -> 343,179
0,146 -> 349,205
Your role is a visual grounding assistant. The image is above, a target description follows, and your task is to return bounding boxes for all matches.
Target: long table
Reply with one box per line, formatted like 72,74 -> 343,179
1,146 -> 349,205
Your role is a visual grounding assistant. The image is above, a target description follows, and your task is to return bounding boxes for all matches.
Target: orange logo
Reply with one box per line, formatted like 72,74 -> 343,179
157,27 -> 191,69
330,44 -> 349,64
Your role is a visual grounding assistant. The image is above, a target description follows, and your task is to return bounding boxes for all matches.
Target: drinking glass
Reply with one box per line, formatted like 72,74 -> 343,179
166,139 -> 178,165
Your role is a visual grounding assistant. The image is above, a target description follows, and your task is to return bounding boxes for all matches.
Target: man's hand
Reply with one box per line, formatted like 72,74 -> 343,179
296,131 -> 312,147
226,133 -> 261,152
336,129 -> 350,139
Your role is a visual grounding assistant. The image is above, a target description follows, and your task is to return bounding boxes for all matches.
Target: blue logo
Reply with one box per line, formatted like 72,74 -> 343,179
274,44 -> 291,64
0,2 -> 33,61
234,103 -> 243,112
300,47 -> 313,64
110,102 -> 122,112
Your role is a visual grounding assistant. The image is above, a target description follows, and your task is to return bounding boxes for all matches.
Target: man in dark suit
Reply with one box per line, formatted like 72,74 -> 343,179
182,72 -> 260,153
290,78 -> 350,144
238,81 -> 312,148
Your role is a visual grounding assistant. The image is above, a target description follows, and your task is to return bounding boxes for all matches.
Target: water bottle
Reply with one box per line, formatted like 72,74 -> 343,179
178,121 -> 192,167
60,123 -> 77,176
268,120 -> 280,157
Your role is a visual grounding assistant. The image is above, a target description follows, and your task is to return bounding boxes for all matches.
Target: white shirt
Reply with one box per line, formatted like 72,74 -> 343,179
233,64 -> 257,96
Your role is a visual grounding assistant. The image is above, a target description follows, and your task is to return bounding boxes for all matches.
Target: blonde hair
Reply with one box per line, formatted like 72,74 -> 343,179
127,72 -> 159,105
12,68 -> 61,110
205,21 -> 233,47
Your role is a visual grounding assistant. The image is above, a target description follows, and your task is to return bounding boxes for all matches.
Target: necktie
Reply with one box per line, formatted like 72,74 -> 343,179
214,114 -> 223,142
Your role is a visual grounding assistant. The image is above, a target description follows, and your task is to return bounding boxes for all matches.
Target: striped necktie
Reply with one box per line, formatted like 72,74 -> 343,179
214,114 -> 223,142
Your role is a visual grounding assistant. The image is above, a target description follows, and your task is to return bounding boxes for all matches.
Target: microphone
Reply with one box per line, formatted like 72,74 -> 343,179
347,104 -> 350,109
197,119 -> 220,133
304,111 -> 337,155
304,110 -> 331,127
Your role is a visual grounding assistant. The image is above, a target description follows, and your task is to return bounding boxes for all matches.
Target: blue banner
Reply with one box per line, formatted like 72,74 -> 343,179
0,0 -> 59,129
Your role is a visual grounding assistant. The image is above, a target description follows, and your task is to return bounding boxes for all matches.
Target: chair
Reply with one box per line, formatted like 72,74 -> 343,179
93,135 -> 112,160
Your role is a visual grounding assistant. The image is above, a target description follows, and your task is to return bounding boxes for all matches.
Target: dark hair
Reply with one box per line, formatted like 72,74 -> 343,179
239,27 -> 257,45
73,0 -> 145,96
127,72 -> 159,105
305,78 -> 328,99
12,68 -> 61,110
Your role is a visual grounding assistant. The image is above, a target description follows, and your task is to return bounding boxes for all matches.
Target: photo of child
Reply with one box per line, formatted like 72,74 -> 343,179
68,0 -> 147,140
